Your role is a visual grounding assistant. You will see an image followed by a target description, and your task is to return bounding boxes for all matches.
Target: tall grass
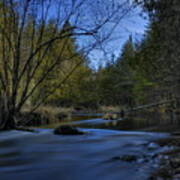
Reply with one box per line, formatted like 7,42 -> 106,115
20,106 -> 74,126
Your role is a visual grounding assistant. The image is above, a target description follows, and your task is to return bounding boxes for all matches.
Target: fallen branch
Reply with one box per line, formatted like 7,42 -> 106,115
126,98 -> 180,113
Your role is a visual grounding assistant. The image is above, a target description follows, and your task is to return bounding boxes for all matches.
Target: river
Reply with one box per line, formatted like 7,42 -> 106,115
0,125 -> 169,180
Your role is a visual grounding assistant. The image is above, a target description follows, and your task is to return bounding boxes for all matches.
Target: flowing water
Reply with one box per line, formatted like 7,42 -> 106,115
0,127 -> 169,180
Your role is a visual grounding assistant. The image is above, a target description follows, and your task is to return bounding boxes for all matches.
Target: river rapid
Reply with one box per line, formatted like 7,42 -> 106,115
0,127 -> 169,180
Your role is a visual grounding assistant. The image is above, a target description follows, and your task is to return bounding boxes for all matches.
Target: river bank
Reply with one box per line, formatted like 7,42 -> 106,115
149,134 -> 180,180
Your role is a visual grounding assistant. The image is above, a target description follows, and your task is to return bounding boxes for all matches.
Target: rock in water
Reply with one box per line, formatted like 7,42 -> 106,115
103,113 -> 118,120
148,142 -> 159,150
171,132 -> 180,136
112,155 -> 137,162
54,125 -> 84,135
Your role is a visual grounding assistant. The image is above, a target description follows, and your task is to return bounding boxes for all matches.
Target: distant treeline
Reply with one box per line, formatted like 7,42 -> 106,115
35,0 -> 180,109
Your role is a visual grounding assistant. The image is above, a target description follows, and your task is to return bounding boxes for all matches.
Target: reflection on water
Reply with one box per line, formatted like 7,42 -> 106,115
43,111 -> 180,132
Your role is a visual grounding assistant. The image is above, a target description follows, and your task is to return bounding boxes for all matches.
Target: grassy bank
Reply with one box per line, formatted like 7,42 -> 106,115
18,106 -> 74,127
16,105 -> 180,133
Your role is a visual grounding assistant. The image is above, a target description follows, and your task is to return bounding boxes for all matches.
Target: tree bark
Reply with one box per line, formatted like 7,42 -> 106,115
0,111 -> 16,130
0,98 -> 17,130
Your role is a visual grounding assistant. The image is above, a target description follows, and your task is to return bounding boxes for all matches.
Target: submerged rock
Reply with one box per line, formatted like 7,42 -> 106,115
54,125 -> 84,135
170,158 -> 180,168
148,142 -> 159,150
112,155 -> 138,162
137,157 -> 149,163
171,132 -> 180,136
174,167 -> 180,174
173,174 -> 180,180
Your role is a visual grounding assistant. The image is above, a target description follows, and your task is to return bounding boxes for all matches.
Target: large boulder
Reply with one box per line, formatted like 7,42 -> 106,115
54,125 -> 84,135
